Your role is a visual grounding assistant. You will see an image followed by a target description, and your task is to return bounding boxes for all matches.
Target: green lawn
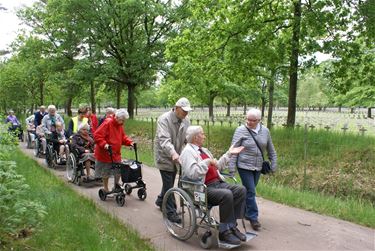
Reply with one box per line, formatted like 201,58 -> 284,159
7,148 -> 155,251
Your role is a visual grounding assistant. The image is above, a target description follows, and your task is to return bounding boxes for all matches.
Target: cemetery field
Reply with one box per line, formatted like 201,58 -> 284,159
134,107 -> 375,136
123,119 -> 375,227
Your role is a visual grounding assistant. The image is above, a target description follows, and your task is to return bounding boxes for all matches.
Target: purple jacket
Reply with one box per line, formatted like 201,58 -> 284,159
6,115 -> 20,126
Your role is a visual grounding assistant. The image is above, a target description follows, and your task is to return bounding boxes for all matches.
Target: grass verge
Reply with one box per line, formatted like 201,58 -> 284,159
8,148 -> 155,251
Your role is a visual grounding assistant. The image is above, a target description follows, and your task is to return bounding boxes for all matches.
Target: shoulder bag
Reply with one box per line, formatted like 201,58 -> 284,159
245,126 -> 272,175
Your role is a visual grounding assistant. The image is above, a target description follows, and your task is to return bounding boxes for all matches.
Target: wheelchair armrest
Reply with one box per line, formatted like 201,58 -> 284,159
180,179 -> 204,186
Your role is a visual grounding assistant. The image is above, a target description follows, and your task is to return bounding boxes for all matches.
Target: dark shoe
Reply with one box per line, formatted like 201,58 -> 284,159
219,229 -> 241,245
155,201 -> 162,211
231,227 -> 246,242
112,184 -> 122,193
167,213 -> 181,224
249,220 -> 261,231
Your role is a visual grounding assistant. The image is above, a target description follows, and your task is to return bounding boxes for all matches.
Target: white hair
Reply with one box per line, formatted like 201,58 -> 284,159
105,107 -> 115,114
186,126 -> 203,143
115,109 -> 129,120
48,105 -> 56,111
78,123 -> 90,132
246,108 -> 261,120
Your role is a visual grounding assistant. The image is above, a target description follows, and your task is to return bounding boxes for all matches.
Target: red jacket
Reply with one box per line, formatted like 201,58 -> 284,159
94,118 -> 133,163
87,114 -> 98,133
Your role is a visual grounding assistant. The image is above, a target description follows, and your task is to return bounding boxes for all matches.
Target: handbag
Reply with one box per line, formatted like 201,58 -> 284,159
245,126 -> 272,175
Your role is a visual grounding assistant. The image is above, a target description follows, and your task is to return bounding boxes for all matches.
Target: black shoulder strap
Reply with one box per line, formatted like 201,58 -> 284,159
245,126 -> 265,161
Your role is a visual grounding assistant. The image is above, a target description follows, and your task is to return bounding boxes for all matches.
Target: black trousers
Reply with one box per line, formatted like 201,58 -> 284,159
207,181 -> 246,224
156,170 -> 177,215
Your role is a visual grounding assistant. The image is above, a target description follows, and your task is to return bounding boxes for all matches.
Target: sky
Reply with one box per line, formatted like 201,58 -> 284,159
0,0 -> 36,51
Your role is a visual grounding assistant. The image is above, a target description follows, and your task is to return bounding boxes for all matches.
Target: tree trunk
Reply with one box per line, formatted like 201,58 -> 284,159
226,101 -> 231,117
368,107 -> 372,118
66,96 -> 73,117
127,84 -> 136,119
39,81 -> 44,106
90,80 -> 96,113
116,83 -> 121,109
135,97 -> 138,116
338,106 -> 342,112
267,73 -> 275,129
261,80 -> 267,118
208,92 -> 215,118
243,103 -> 247,115
287,0 -> 302,127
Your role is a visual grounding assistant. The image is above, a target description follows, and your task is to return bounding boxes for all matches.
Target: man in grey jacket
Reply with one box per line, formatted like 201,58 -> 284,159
154,97 -> 192,222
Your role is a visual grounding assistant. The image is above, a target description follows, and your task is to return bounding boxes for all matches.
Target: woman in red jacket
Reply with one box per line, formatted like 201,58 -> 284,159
94,109 -> 134,193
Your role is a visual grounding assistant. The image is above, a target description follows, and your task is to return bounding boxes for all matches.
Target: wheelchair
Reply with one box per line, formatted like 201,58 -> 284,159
66,147 -> 96,186
26,129 -> 36,149
162,175 -> 256,249
45,137 -> 69,169
33,135 -> 45,158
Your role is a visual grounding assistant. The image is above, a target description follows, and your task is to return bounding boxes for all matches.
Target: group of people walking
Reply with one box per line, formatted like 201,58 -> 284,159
154,97 -> 277,245
6,97 -> 277,247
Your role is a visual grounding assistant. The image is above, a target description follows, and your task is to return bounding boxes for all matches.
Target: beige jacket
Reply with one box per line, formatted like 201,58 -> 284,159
154,110 -> 190,172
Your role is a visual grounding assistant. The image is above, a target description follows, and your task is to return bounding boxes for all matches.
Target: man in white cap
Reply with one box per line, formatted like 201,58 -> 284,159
154,97 -> 193,222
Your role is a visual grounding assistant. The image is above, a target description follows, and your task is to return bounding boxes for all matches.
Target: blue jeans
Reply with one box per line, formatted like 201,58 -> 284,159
238,168 -> 261,221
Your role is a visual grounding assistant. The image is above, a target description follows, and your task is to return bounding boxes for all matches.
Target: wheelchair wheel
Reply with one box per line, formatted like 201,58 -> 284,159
98,189 -> 107,201
66,153 -> 77,182
137,188 -> 147,200
124,184 -> 132,195
34,139 -> 40,157
162,187 -> 196,241
116,194 -> 126,207
26,132 -> 32,149
45,145 -> 55,169
200,230 -> 214,249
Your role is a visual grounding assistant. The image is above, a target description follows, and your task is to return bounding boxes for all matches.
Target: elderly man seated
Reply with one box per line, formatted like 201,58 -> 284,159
179,125 -> 247,246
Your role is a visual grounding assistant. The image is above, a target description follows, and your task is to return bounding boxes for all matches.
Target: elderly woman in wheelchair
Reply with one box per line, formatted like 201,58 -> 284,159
67,123 -> 96,184
162,125 -> 253,249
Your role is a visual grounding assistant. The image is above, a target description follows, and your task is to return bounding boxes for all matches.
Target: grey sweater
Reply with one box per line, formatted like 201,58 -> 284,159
229,124 -> 277,172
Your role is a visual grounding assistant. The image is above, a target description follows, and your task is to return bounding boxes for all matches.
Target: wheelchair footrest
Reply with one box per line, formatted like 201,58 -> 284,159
218,241 -> 240,249
245,231 -> 257,242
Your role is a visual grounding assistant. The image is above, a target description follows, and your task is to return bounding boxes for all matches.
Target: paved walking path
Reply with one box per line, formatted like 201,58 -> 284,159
20,144 -> 374,250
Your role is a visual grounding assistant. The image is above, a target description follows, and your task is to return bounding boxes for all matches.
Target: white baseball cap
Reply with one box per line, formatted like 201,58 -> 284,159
175,97 -> 193,112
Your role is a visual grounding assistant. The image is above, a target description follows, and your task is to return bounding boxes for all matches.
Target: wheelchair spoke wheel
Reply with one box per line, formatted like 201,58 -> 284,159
33,140 -> 39,157
26,133 -> 32,149
162,188 -> 196,241
66,153 -> 76,182
45,146 -> 54,168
